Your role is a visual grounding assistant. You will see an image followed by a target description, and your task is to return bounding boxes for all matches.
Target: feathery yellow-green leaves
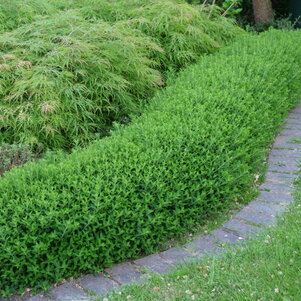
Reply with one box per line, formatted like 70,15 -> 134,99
0,0 -> 242,150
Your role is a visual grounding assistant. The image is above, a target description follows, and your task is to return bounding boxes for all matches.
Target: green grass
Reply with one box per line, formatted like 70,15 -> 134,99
289,138 -> 301,144
104,176 -> 301,301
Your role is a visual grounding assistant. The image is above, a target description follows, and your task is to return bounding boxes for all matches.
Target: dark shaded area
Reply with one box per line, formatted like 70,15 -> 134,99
0,144 -> 41,176
230,0 -> 290,24
290,0 -> 301,27
187,0 -> 292,27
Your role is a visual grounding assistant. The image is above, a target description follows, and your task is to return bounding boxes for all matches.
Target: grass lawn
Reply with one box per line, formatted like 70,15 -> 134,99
104,174 -> 301,301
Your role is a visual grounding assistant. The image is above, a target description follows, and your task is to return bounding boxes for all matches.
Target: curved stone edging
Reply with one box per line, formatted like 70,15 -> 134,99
4,104 -> 301,301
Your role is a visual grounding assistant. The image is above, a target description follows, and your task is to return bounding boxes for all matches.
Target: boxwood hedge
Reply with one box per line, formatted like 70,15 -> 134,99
0,30 -> 301,295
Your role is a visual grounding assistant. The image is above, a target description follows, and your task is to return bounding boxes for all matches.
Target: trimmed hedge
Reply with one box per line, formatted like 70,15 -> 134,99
1,30 -> 301,295
0,1 -> 241,150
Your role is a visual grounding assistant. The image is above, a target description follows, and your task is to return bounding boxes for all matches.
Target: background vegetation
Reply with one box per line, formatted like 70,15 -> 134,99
0,0 -> 242,151
0,0 -> 294,158
0,29 -> 300,296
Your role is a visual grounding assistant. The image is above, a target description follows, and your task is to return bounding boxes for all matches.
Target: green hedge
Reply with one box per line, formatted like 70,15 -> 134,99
0,1 -> 241,150
1,30 -> 301,295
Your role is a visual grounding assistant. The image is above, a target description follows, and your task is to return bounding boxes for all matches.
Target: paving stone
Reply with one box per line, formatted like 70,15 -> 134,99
77,274 -> 118,297
282,122 -> 301,130
160,247 -> 201,264
265,171 -> 297,184
258,191 -> 293,204
286,113 -> 301,120
274,141 -> 301,149
235,208 -> 276,226
134,254 -> 174,274
0,293 -> 32,301
273,135 -> 301,149
260,182 -> 293,195
246,200 -> 286,217
290,105 -> 301,114
105,262 -> 142,285
268,156 -> 299,167
284,117 -> 301,126
280,129 -> 301,137
223,219 -> 259,237
211,228 -> 243,244
268,163 -> 299,174
26,296 -> 51,301
184,236 -> 221,254
48,283 -> 88,301
269,148 -> 301,159
269,148 -> 301,158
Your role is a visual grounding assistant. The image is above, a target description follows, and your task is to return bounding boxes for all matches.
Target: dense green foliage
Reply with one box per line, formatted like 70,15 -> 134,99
0,0 -> 58,32
107,178 -> 301,301
0,29 -> 300,295
0,12 -> 163,149
0,0 -> 242,150
79,0 -> 241,68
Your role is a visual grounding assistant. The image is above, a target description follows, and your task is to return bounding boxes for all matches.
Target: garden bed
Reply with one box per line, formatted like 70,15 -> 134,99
1,29 -> 301,296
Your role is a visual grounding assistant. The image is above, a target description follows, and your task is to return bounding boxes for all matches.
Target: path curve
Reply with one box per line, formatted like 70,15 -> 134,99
4,104 -> 301,301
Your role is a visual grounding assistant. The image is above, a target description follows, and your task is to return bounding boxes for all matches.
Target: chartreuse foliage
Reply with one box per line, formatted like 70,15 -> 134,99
1,29 -> 301,295
0,12 -> 163,149
0,0 -> 58,32
79,0 -> 243,69
0,1 -> 242,150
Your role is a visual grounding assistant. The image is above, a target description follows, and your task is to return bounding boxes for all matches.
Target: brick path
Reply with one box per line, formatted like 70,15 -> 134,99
4,104 -> 301,301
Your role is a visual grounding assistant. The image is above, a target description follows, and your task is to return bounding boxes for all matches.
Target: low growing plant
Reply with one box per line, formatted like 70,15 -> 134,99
0,29 -> 300,295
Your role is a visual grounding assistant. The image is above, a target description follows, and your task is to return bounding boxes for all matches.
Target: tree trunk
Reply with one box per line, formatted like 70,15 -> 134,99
252,0 -> 274,24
